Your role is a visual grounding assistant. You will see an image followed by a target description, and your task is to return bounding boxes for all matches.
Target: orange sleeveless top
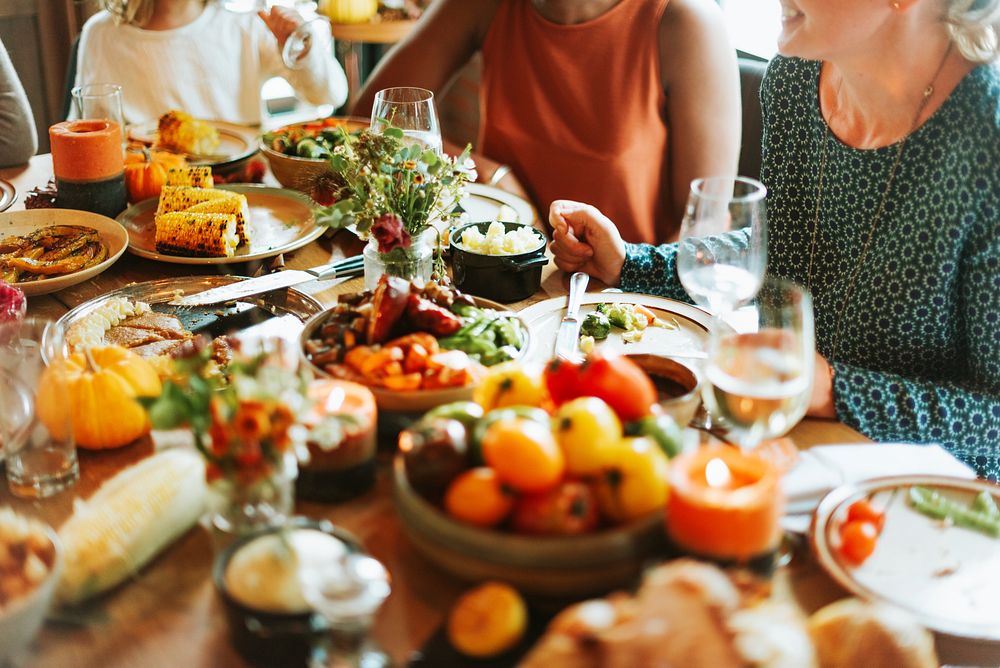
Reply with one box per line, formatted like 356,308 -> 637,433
480,0 -> 671,244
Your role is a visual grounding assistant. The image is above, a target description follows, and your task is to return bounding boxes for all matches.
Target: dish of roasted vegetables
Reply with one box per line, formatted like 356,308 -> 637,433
301,276 -> 527,392
261,118 -> 365,160
0,210 -> 129,296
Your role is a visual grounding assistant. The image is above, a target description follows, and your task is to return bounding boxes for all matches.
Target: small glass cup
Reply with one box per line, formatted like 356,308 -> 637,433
72,82 -> 127,153
0,319 -> 79,499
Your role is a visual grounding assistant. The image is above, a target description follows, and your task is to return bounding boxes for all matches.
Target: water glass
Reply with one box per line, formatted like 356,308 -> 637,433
370,87 -> 443,153
676,176 -> 768,315
0,319 -> 79,499
704,277 -> 814,451
72,82 -> 127,152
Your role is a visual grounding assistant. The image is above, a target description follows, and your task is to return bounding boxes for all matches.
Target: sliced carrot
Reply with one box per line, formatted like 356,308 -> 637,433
382,373 -> 423,391
404,343 -> 429,374
386,332 -> 440,355
344,346 -> 376,373
359,347 -> 404,377
633,304 -> 657,324
428,350 -> 472,372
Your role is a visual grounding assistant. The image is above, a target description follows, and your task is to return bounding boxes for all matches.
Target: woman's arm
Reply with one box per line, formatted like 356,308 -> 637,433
0,41 -> 37,167
350,0 -> 500,116
829,216 -> 1000,479
658,0 -> 741,240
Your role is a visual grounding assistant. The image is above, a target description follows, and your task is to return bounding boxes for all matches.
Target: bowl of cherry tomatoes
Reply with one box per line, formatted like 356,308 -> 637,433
391,352 -> 686,598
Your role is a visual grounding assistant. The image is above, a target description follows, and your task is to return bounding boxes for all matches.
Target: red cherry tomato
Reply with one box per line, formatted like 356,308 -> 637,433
839,520 -> 879,565
577,350 -> 657,422
846,499 -> 885,534
543,357 -> 583,406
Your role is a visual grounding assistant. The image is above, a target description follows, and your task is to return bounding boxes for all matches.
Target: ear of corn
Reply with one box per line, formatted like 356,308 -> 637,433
165,167 -> 214,189
186,194 -> 251,245
156,186 -> 237,216
154,211 -> 238,257
158,110 -> 220,156
56,449 -> 206,605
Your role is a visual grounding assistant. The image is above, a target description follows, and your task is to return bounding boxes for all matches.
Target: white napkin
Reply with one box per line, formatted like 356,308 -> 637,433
782,443 -> 975,518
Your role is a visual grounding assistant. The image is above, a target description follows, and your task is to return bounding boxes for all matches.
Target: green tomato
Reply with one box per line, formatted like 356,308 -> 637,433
623,414 -> 683,458
424,401 -> 485,431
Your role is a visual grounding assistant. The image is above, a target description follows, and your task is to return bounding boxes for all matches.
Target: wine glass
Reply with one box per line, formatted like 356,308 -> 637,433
676,176 -> 768,315
703,277 -> 815,451
223,0 -> 331,70
370,87 -> 443,153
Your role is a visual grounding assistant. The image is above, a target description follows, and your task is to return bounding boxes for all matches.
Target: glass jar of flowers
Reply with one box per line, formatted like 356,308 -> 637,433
314,125 -> 476,289
141,338 -> 350,539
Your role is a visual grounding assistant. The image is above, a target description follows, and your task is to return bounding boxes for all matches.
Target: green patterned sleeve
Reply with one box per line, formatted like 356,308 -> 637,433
831,214 -> 1000,481
619,242 -> 690,301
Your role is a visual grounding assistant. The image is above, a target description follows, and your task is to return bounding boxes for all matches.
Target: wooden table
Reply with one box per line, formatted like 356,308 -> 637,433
0,155 -> 863,667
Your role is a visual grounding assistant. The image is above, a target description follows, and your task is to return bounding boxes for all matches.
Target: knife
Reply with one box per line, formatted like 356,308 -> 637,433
553,271 -> 589,361
168,256 -> 363,306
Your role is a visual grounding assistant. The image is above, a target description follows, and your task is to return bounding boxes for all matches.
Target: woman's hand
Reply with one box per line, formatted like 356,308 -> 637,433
808,352 -> 836,418
258,6 -> 304,50
548,200 -> 626,287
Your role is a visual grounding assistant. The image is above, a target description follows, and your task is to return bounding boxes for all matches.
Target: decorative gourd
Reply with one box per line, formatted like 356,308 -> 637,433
37,345 -> 162,449
124,148 -> 187,204
320,0 -> 378,24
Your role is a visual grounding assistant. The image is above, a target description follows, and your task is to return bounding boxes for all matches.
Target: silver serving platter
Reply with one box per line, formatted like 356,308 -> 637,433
57,275 -> 324,344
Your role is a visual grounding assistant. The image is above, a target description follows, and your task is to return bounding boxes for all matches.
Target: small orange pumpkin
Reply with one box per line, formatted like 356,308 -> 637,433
124,148 -> 187,203
37,346 -> 162,449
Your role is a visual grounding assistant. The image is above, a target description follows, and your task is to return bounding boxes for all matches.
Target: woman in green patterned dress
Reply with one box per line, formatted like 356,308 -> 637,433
548,0 -> 1000,478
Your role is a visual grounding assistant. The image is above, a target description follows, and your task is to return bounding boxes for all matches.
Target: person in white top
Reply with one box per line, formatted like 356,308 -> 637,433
74,0 -> 349,125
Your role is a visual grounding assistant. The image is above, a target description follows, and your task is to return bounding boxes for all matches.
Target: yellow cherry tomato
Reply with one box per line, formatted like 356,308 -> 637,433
481,417 -> 564,493
473,362 -> 546,411
447,582 -> 528,658
553,396 -> 624,476
594,436 -> 671,523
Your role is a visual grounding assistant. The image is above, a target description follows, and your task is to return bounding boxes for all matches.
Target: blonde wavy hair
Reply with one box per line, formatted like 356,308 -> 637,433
945,0 -> 1000,62
99,0 -> 211,27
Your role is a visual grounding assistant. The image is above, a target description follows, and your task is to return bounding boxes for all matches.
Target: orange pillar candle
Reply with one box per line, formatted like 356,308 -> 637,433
666,446 -> 783,561
49,120 -> 128,218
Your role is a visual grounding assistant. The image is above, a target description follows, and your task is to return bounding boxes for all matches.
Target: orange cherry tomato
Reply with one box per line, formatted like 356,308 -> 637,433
846,499 -> 885,534
481,418 -> 565,493
444,468 -> 514,528
839,520 -> 879,565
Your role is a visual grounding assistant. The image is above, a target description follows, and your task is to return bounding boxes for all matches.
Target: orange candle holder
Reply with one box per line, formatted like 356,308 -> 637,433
666,445 -> 784,564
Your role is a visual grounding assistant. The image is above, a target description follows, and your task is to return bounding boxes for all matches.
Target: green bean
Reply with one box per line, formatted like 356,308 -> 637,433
973,490 -> 1000,519
909,486 -> 1000,538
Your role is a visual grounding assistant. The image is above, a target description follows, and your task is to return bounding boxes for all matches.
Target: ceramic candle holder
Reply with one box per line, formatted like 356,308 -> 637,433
666,445 -> 783,571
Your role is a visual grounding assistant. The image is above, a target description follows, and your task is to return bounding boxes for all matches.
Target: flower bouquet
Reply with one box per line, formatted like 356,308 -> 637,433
314,125 -> 476,288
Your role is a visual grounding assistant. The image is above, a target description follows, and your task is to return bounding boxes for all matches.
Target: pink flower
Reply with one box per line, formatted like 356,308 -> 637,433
371,213 -> 412,254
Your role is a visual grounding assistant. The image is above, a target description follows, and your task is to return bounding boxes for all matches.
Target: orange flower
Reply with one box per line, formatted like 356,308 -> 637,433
270,403 -> 295,435
209,423 -> 230,456
403,160 -> 417,170
233,400 -> 272,442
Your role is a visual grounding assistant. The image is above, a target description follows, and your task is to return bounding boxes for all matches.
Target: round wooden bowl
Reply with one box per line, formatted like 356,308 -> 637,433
258,117 -> 368,195
391,456 -> 668,599
299,296 -> 529,414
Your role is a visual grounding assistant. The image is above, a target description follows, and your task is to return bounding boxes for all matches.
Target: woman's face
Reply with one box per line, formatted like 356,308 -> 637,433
777,0 -> 891,60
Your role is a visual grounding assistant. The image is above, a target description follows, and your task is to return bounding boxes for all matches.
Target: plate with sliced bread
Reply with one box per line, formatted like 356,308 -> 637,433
117,181 -> 324,265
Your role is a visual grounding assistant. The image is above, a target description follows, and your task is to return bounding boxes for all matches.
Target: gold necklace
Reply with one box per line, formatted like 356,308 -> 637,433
806,44 -> 953,362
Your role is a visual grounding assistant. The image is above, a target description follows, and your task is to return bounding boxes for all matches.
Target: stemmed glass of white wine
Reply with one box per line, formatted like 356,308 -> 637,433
370,87 -> 443,153
704,277 -> 815,451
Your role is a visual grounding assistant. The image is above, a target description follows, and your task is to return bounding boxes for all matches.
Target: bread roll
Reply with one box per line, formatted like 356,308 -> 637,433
808,598 -> 938,668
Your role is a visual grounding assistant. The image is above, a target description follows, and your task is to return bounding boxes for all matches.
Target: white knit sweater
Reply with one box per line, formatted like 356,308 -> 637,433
74,5 -> 348,125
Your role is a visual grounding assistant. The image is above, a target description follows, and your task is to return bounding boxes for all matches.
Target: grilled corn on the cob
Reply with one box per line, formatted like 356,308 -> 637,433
155,186 -> 237,216
165,166 -> 214,188
186,194 -> 251,245
57,449 -> 206,605
157,109 -> 220,155
155,211 -> 238,257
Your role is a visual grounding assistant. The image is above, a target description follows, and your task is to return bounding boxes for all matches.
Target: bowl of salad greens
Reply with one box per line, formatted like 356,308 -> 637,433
259,116 -> 367,196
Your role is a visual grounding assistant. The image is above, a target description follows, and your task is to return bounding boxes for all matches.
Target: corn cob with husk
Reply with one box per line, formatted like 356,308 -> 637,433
157,109 -> 220,156
155,186 -> 237,216
186,193 -> 251,245
154,211 -> 238,257
165,166 -> 214,188
56,449 -> 206,605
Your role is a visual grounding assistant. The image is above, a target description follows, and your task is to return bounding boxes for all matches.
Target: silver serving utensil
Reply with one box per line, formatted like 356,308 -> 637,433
553,271 -> 589,361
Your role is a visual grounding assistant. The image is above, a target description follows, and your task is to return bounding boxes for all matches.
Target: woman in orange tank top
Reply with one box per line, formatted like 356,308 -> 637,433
354,0 -> 740,244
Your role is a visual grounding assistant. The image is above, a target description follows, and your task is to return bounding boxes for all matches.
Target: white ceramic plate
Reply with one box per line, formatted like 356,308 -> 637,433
518,292 -> 713,366
128,119 -> 258,168
812,475 -> 1000,643
0,178 -> 15,213
0,209 -> 128,296
459,183 -> 535,227
117,184 -> 323,265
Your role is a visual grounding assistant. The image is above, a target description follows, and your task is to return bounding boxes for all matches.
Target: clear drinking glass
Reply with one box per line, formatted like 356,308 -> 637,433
223,0 -> 331,69
704,277 -> 815,451
676,176 -> 768,315
72,82 -> 126,152
370,87 -> 443,153
0,318 -> 79,498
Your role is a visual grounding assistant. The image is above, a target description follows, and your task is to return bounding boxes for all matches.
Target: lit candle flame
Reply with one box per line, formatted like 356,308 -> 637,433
705,457 -> 733,489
